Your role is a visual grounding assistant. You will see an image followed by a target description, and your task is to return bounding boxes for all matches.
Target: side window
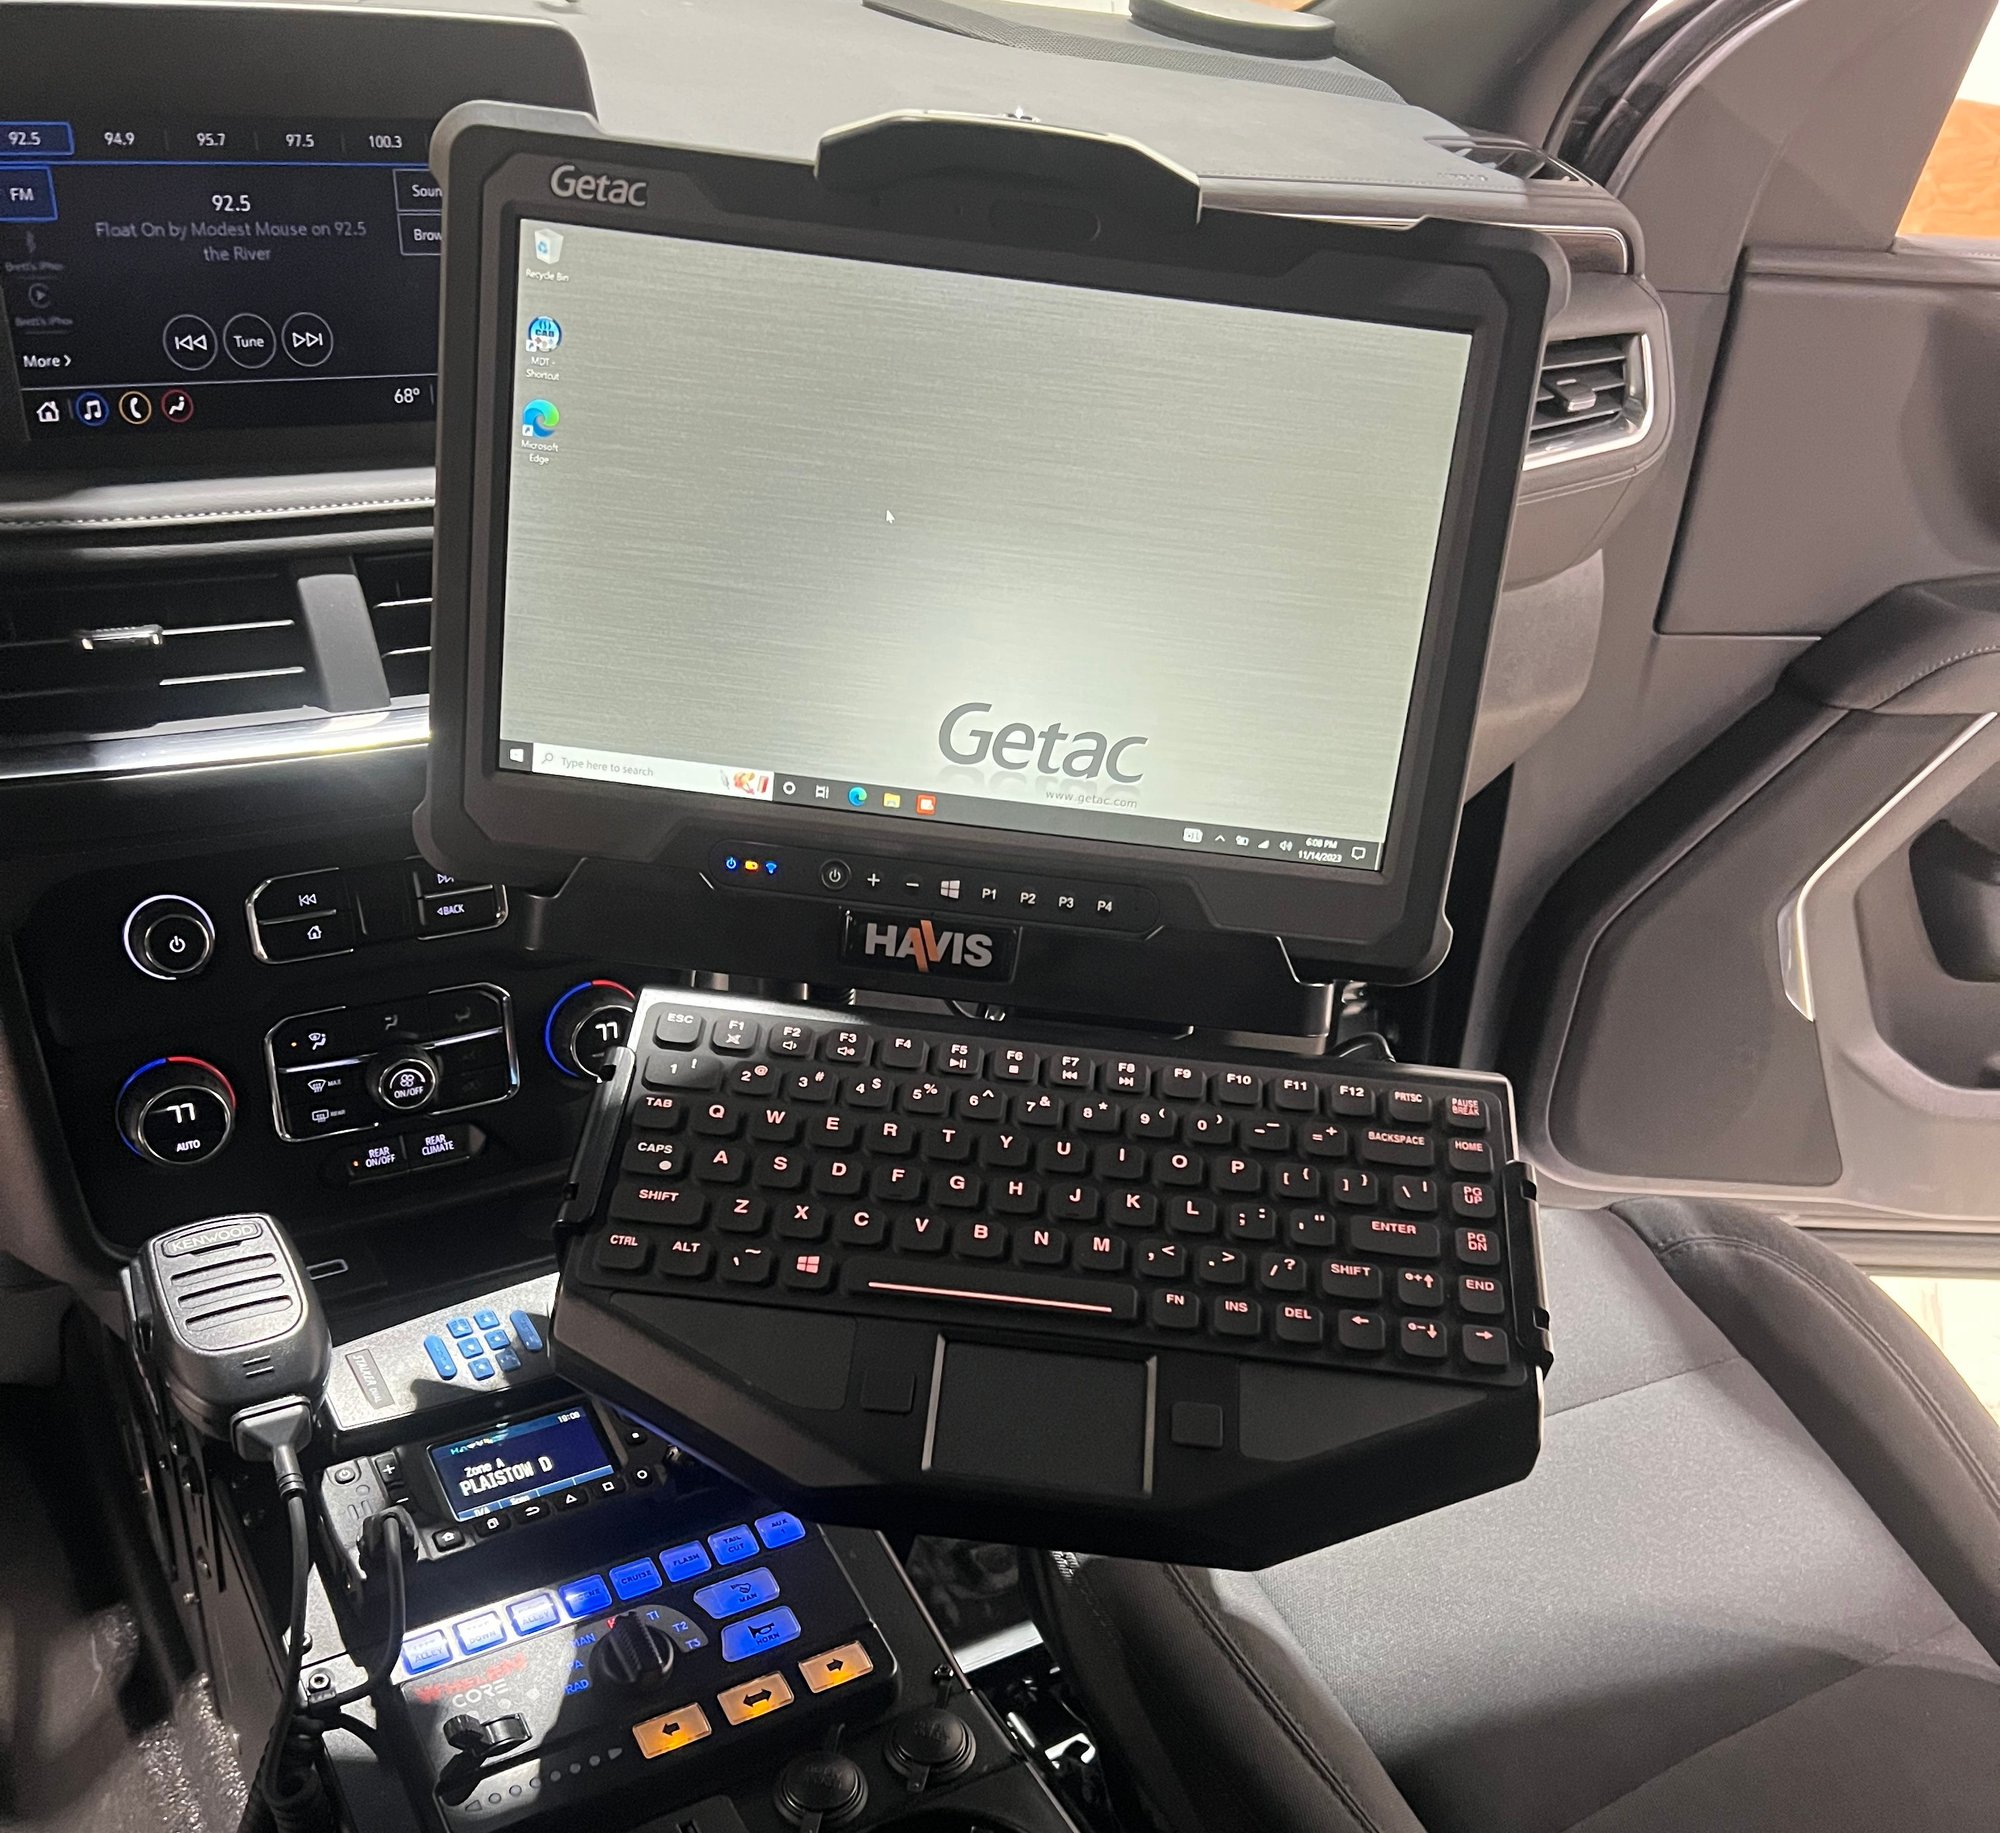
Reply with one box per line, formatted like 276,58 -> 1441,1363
1900,3 -> 2000,239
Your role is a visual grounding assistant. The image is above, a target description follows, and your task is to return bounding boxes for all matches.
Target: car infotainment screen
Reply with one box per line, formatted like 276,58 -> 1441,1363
427,1406 -> 614,1521
1,116 -> 439,438
493,219 -> 1473,874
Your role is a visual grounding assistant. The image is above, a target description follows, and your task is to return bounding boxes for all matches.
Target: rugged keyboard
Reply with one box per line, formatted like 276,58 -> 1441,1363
572,997 -> 1535,1386
555,988 -> 1549,1568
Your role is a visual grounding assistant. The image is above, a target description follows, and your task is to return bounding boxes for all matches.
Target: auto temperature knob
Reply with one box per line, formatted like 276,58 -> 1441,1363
545,979 -> 636,1079
116,1058 -> 236,1167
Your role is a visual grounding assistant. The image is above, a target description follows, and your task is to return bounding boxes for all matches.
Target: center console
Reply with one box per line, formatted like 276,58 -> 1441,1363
303,1272 -> 1075,1832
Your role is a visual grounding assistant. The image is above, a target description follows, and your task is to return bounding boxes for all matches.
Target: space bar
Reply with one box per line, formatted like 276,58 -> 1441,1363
844,1264 -> 1139,1322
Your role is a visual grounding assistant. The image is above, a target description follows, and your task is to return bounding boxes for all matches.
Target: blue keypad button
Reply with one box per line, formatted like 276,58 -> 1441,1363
560,1576 -> 613,1619
610,1557 -> 663,1600
467,1358 -> 496,1380
401,1629 -> 452,1674
455,1612 -> 506,1655
474,1309 -> 501,1330
508,1594 -> 559,1636
755,1511 -> 808,1550
720,1606 -> 802,1663
422,1335 -> 457,1380
693,1566 -> 780,1622
692,1560 -> 776,1616
485,1330 -> 510,1350
495,1347 -> 522,1373
708,1524 -> 759,1566
509,1309 -> 544,1353
458,1338 -> 482,1360
446,1316 -> 475,1338
661,1541 -> 713,1584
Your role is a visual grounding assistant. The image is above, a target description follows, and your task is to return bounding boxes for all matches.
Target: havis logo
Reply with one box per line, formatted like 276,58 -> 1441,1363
840,912 -> 1017,982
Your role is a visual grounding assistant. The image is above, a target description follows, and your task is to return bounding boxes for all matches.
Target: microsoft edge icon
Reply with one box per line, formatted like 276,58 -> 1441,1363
521,398 -> 560,439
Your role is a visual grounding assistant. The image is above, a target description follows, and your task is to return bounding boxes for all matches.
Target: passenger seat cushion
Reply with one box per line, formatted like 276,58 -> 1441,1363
1030,1207 -> 2000,1833
1025,1550 -> 1426,1833
1613,1196 -> 2000,1664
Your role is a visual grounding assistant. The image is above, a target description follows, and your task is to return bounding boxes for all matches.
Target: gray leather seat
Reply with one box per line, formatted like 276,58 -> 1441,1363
1028,1201 -> 2000,1833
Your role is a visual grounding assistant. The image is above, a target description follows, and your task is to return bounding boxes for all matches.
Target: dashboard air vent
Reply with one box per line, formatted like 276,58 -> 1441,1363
359,550 -> 433,700
1527,334 -> 1647,465
1436,138 -> 1590,183
0,566 -> 319,744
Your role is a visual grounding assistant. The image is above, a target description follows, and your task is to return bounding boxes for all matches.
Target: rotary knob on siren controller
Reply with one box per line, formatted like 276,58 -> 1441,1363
116,1058 -> 236,1167
589,1612 -> 677,1691
545,980 -> 637,1079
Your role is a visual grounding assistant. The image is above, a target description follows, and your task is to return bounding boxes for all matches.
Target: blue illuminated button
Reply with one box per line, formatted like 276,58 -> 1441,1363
455,1612 -> 506,1655
401,1629 -> 451,1674
755,1511 -> 807,1550
447,1317 -> 475,1338
708,1524 -> 759,1566
485,1330 -> 509,1350
71,391 -> 109,429
610,1557 -> 663,1600
720,1607 -> 802,1663
458,1339 -> 481,1360
560,1576 -> 613,1619
0,123 -> 73,156
474,1309 -> 501,1330
495,1347 -> 522,1373
422,1335 -> 457,1379
509,1310 -> 544,1353
0,166 -> 55,224
508,1594 -> 560,1636
694,1567 -> 780,1621
661,1542 -> 713,1584
467,1358 -> 495,1380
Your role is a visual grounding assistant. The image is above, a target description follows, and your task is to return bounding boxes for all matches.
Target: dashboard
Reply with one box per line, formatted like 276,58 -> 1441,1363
0,0 -> 1671,1323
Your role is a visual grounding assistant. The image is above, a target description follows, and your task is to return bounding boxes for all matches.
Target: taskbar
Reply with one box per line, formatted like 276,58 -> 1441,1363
497,736 -> 1384,873
22,371 -> 435,435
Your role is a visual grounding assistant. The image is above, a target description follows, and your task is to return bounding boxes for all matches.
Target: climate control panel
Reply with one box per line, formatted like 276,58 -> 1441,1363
265,984 -> 518,1143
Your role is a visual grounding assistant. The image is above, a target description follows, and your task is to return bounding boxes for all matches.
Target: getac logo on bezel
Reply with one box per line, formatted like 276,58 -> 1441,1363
548,163 -> 649,207
840,911 -> 1018,982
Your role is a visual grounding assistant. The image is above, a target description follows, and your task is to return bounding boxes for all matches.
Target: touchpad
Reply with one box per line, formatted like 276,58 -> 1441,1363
925,1341 -> 1151,1498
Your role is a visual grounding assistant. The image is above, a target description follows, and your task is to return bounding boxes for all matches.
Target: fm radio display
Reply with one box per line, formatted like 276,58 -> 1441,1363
494,219 -> 1474,871
1,116 -> 439,437
428,1407 -> 614,1521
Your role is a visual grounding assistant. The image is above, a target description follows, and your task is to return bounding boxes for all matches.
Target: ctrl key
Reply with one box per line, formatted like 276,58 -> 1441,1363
596,1228 -> 651,1274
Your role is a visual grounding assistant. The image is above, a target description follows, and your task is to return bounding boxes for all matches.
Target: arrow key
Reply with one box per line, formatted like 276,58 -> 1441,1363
799,1640 -> 875,1694
718,1669 -> 795,1725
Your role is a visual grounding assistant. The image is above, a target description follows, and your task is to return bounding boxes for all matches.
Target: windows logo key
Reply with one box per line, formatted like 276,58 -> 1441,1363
520,398 -> 560,440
